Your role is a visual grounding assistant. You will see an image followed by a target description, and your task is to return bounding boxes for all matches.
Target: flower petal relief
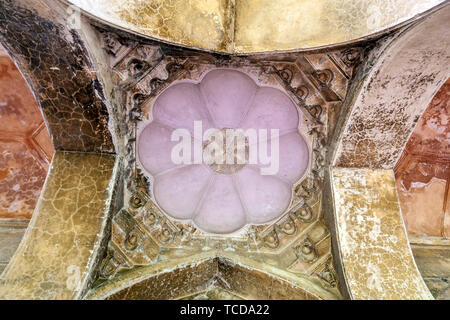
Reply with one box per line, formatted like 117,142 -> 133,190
137,69 -> 310,235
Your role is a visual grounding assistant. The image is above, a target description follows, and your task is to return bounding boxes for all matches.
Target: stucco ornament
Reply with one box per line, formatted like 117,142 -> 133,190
138,69 -> 310,234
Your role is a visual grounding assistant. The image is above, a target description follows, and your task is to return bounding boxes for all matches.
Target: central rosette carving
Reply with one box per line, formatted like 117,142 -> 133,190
203,128 -> 250,175
137,69 -> 310,234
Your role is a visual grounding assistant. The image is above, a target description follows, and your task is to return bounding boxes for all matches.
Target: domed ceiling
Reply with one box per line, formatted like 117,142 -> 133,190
137,69 -> 310,234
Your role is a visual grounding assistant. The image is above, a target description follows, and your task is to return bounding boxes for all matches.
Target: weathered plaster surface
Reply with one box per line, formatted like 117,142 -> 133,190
395,79 -> 449,238
398,176 -> 448,237
405,79 -> 450,158
68,0 -> 444,53
396,161 -> 449,238
331,168 -> 432,299
0,152 -> 118,300
0,0 -> 114,153
334,5 -> 450,169
0,142 -> 49,219
234,0 -> 443,53
0,51 -> 53,219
